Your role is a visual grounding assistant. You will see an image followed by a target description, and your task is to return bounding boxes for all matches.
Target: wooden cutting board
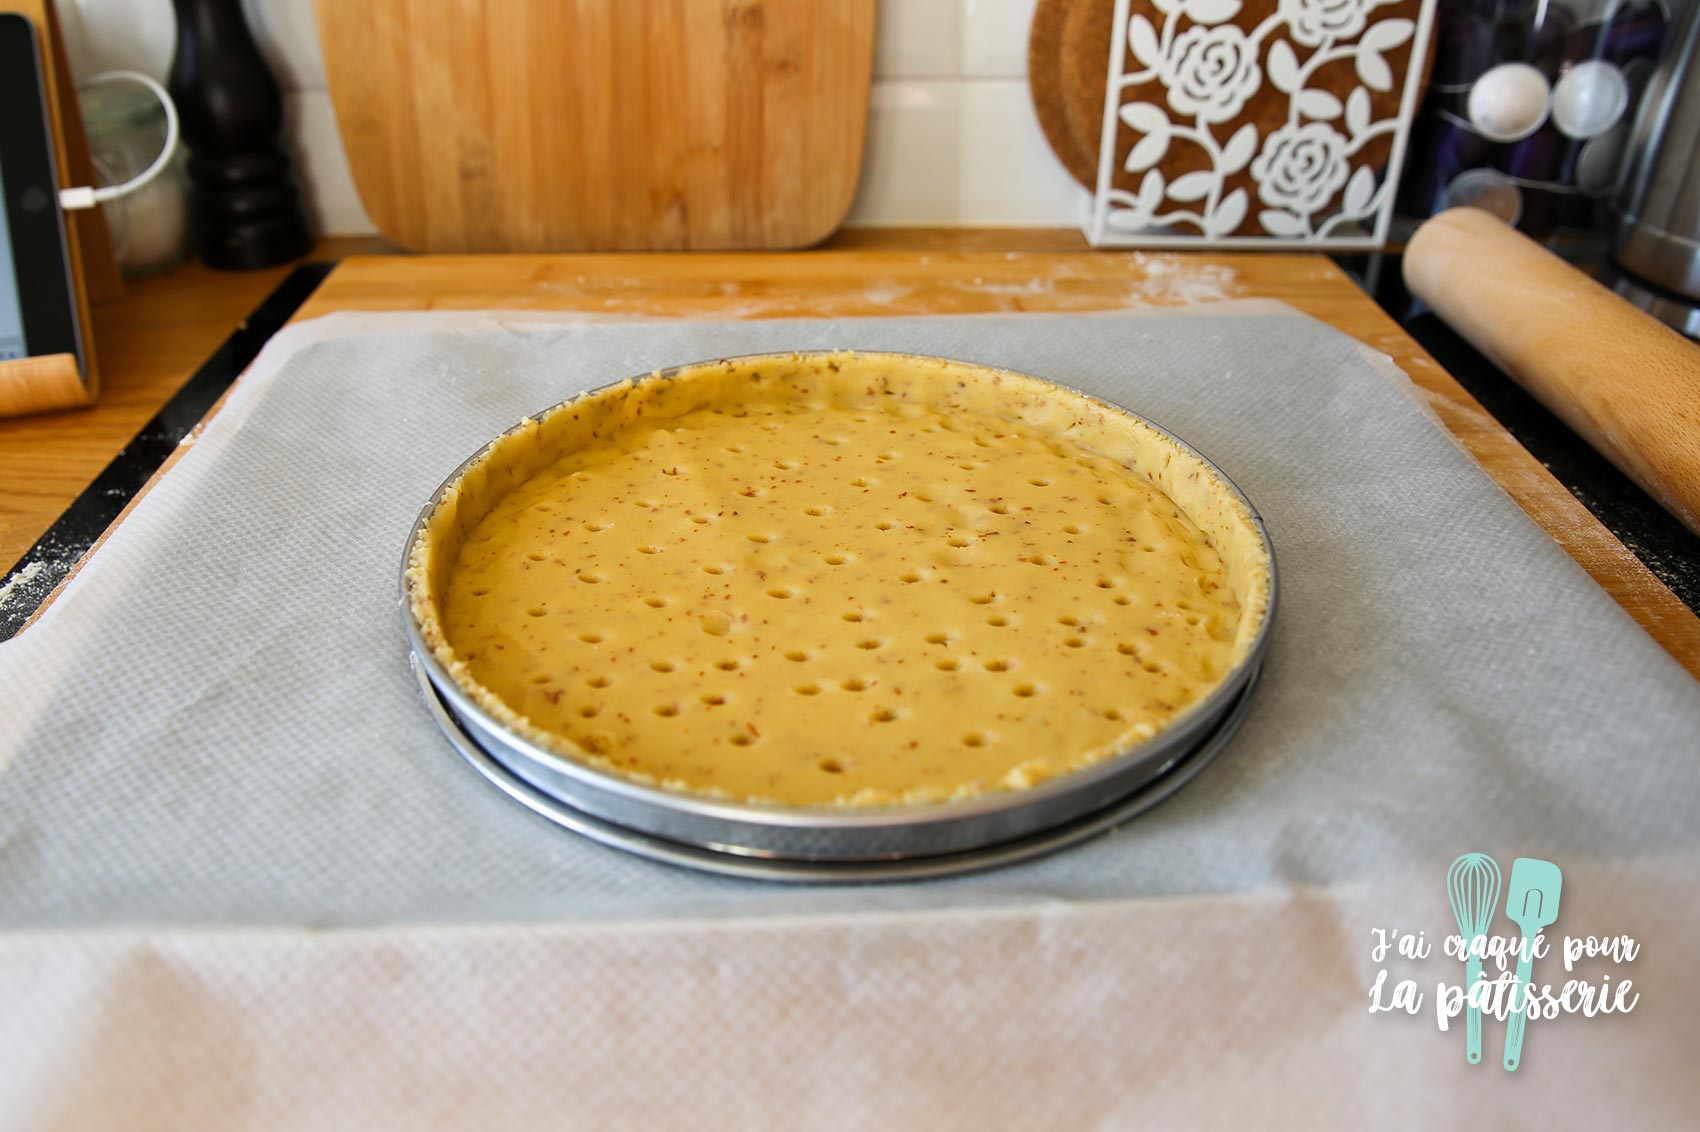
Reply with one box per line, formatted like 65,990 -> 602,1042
314,0 -> 874,252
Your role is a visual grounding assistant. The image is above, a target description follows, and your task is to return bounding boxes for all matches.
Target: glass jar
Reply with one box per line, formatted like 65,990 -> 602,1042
1397,0 -> 1671,242
81,81 -> 190,277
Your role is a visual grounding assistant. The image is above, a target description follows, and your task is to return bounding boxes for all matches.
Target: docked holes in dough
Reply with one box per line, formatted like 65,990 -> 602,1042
428,362 -> 1256,808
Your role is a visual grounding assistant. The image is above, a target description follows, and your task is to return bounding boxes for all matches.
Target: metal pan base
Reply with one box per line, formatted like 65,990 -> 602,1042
413,656 -> 1261,883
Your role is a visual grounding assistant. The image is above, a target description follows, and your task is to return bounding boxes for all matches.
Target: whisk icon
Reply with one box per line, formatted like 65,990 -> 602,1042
1446,853 -> 1502,1064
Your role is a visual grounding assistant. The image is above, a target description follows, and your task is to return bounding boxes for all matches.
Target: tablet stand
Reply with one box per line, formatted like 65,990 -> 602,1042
0,0 -> 125,420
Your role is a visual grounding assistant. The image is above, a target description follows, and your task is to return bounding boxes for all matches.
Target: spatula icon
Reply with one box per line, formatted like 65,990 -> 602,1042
1502,857 -> 1562,1072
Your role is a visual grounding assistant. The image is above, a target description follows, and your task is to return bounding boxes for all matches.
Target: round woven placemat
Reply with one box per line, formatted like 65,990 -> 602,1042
1027,0 -> 1114,189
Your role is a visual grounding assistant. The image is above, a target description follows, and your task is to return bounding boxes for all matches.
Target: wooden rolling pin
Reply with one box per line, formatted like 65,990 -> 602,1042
1404,207 -> 1700,536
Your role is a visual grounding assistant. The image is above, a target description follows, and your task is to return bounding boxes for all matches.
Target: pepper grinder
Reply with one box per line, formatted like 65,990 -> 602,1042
167,0 -> 311,269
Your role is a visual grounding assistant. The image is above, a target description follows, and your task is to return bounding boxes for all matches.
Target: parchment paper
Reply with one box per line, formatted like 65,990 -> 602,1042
1,306 -> 1695,1129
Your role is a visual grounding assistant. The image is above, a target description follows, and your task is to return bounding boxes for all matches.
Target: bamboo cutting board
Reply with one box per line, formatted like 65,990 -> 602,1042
315,0 -> 875,252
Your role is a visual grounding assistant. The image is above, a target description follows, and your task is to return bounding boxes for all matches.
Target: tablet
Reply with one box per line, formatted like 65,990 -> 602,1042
0,12 -> 85,373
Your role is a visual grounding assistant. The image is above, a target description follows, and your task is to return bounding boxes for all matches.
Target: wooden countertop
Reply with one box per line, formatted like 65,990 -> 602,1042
5,229 -> 1697,677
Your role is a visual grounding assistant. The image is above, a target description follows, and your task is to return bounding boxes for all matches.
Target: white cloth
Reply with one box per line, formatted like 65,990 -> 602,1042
2,307 -> 1696,1128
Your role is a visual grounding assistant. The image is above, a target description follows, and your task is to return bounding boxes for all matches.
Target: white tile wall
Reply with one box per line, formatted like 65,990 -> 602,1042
54,0 -> 172,77
240,0 -> 325,93
57,0 -> 324,86
849,80 -> 1086,226
285,90 -> 369,235
54,0 -> 1075,236
960,0 -> 1038,79
874,0 -> 961,80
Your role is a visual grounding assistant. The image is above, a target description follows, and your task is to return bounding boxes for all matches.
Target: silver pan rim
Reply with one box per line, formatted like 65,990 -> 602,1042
412,653 -> 1262,882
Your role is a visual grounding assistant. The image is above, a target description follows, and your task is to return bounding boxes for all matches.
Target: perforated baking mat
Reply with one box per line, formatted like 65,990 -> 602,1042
2,306 -> 1696,929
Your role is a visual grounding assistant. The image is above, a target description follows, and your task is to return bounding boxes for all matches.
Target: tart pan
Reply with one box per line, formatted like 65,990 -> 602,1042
411,653 -> 1263,881
401,352 -> 1277,868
